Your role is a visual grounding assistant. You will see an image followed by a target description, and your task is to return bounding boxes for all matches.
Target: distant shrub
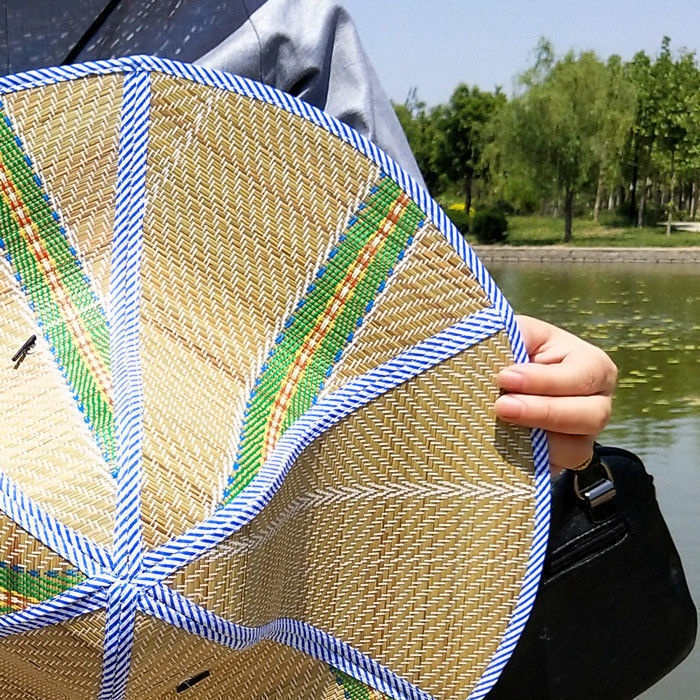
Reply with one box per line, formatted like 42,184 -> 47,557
600,210 -> 634,227
493,199 -> 516,216
471,209 -> 508,244
639,202 -> 665,227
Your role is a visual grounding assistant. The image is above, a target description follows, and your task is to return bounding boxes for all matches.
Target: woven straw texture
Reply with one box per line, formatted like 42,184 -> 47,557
0,612 -> 105,698
169,339 -> 534,698
126,615 -> 362,700
139,74 -> 381,545
0,75 -> 121,548
0,57 -> 547,699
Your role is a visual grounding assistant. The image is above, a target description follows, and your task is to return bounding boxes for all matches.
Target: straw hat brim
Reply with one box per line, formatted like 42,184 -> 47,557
0,56 -> 548,699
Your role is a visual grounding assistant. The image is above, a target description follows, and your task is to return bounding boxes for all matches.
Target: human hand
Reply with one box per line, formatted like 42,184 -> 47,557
494,315 -> 617,474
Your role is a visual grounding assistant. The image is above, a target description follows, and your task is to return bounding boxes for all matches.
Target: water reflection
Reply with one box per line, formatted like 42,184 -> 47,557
487,261 -> 700,698
488,262 -> 700,425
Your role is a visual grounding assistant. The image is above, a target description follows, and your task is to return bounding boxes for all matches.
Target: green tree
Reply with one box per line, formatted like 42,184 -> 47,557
432,84 -> 505,213
393,90 -> 442,193
591,55 -> 637,221
627,39 -> 700,228
490,42 -> 611,241
649,39 -> 700,233
626,50 -> 655,226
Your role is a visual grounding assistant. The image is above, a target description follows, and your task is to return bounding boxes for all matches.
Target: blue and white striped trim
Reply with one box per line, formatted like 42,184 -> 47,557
99,68 -> 150,699
139,583 -> 433,700
110,67 -> 148,582
99,583 -> 139,700
137,306 -> 510,585
468,426 -> 550,699
0,56 -> 550,698
0,576 -> 110,638
0,470 -> 111,577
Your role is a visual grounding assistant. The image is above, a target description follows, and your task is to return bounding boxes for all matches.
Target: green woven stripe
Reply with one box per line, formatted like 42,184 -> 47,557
221,176 -> 424,505
282,200 -> 422,434
332,668 -> 387,700
0,106 -> 115,466
0,193 -> 116,462
244,177 -> 400,420
0,563 -> 85,615
0,120 -> 109,352
0,115 -> 111,363
230,178 -> 401,479
226,178 -> 404,498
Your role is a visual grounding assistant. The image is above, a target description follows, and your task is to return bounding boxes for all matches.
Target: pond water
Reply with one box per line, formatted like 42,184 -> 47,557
487,261 -> 700,698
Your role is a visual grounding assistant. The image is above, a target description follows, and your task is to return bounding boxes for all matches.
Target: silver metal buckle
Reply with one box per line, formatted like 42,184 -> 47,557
574,458 -> 617,521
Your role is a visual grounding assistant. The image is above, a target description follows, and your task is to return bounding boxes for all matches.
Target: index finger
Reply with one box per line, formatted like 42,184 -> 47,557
497,352 -> 617,397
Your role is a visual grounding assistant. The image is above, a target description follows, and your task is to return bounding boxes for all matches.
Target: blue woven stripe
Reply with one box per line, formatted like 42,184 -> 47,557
139,584 -> 433,700
99,583 -> 139,700
468,427 -> 550,699
98,69 -> 150,700
110,68 -> 149,576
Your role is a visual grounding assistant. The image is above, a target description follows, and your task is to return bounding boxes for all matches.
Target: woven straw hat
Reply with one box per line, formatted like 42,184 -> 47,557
0,56 -> 548,699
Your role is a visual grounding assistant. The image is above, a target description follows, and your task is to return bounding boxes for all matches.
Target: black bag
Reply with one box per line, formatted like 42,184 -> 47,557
488,445 -> 697,699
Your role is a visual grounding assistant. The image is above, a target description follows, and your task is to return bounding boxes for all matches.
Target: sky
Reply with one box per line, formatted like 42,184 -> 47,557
344,0 -> 700,106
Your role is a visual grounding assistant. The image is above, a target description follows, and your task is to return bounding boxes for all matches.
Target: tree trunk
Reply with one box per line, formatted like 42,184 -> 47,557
464,172 -> 473,216
637,185 -> 646,228
563,189 -> 574,242
690,182 -> 696,221
666,152 -> 676,237
618,185 -> 626,214
629,143 -> 639,221
593,177 -> 604,222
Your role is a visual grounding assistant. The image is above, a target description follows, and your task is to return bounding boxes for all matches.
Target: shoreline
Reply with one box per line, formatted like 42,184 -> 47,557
470,245 -> 700,264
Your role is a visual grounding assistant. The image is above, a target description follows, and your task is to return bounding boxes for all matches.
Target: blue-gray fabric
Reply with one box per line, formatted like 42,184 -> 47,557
1,0 -> 424,184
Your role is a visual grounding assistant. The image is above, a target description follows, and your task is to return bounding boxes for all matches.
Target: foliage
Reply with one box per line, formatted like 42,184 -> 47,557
394,37 -> 700,245
489,44 -> 618,241
591,55 -> 637,221
394,95 -> 442,193
432,85 -> 505,213
470,209 -> 508,244
641,38 -> 700,234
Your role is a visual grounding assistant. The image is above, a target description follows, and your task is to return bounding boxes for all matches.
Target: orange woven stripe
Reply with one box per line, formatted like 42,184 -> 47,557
0,160 -> 113,401
262,192 -> 411,462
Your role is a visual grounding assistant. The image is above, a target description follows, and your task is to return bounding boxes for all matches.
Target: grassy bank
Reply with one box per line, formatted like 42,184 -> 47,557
442,202 -> 700,246
501,215 -> 700,247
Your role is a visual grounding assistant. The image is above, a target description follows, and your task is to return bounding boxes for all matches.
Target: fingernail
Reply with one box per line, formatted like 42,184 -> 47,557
495,394 -> 525,419
497,368 -> 525,391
